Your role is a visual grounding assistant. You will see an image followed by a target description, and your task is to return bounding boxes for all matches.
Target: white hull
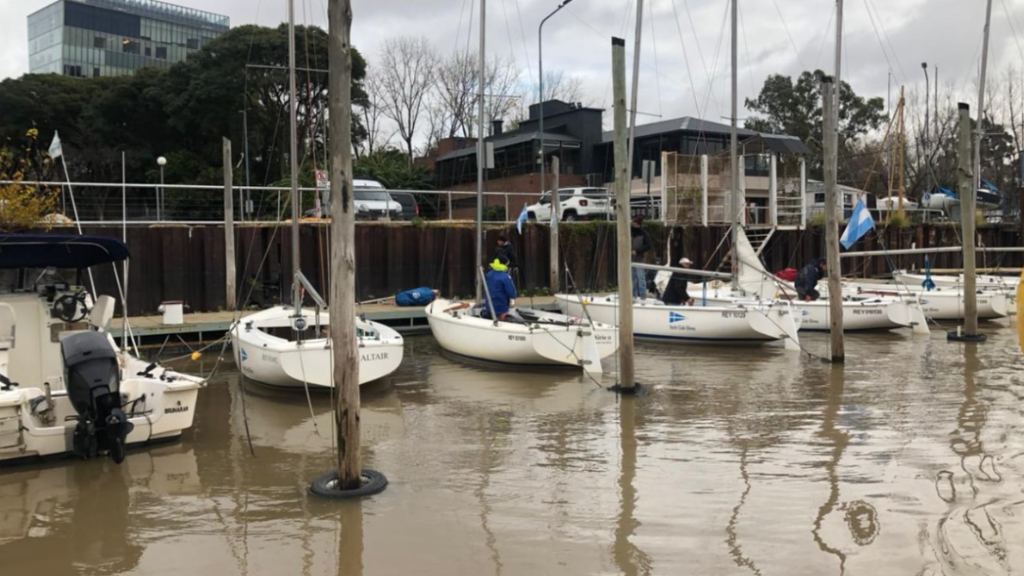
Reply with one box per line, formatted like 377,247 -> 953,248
426,299 -> 617,368
702,289 -> 917,332
893,271 -> 1019,291
0,377 -> 200,463
848,283 -> 1010,320
231,306 -> 404,389
555,294 -> 800,347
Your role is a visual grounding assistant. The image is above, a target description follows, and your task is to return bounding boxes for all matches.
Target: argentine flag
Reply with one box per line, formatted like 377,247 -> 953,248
516,203 -> 528,234
840,195 -> 874,250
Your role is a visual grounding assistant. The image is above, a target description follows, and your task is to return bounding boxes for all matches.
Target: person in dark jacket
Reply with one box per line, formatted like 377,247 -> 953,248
494,234 -> 517,269
630,217 -> 653,300
662,257 -> 696,306
482,254 -> 517,319
795,258 -> 827,301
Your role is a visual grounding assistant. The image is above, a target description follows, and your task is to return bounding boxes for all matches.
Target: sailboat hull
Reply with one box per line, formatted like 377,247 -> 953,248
555,294 -> 799,344
230,306 -> 404,388
848,283 -> 1009,320
425,299 -> 617,367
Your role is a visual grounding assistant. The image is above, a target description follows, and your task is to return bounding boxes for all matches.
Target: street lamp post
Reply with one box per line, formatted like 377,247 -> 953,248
538,0 -> 574,198
157,156 -> 167,221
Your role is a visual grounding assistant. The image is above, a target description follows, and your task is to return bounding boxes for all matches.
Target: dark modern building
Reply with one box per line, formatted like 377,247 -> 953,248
28,0 -> 229,78
435,100 -> 604,189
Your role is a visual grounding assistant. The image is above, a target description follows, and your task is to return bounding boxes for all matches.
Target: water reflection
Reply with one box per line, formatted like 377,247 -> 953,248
0,330 -> 1022,575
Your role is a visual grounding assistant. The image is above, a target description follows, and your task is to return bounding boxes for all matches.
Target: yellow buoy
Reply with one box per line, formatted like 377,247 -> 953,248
191,351 -> 202,361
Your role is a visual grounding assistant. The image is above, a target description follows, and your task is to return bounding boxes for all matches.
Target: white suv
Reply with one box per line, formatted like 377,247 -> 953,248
526,187 -> 613,222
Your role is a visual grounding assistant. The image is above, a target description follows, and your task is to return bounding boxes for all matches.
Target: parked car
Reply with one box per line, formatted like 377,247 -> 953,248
354,179 -> 401,220
526,187 -> 613,222
389,192 -> 419,220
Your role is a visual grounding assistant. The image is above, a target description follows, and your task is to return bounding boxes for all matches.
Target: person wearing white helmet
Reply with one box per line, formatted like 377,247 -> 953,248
661,257 -> 695,306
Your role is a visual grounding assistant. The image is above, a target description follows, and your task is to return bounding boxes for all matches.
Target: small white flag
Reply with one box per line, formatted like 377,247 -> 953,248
48,131 -> 62,159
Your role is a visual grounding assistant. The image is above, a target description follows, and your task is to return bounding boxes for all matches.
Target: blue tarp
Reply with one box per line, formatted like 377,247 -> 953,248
0,234 -> 130,269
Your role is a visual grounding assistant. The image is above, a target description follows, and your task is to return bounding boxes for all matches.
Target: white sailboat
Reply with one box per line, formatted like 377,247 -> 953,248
846,282 -> 1010,320
706,228 -> 929,333
0,234 -> 202,464
424,0 -> 615,373
230,0 -> 403,388
892,270 -> 1019,291
555,294 -> 801,347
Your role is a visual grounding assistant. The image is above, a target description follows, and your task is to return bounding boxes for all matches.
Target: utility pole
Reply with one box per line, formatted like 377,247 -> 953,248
550,156 -> 560,292
612,37 -> 635,392
327,0 -> 364,489
475,0 -> 486,303
974,0 -> 993,190
822,77 -> 845,362
625,0 -> 644,187
729,0 -> 739,290
223,138 -> 236,311
953,102 -> 983,342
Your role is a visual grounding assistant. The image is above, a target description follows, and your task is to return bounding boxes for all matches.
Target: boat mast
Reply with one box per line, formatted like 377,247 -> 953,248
974,0 -> 993,191
475,0 -> 486,302
625,0 -> 644,191
288,0 -> 301,314
729,0 -> 738,290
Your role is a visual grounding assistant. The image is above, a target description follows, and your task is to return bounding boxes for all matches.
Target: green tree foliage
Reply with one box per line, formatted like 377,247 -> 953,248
0,25 -> 367,219
353,149 -> 433,190
744,70 -> 885,175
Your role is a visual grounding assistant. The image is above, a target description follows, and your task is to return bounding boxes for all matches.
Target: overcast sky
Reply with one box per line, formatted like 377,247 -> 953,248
2,0 -> 1023,133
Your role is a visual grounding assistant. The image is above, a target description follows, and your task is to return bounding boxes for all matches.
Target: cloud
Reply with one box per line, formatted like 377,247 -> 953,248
2,0 -> 1023,144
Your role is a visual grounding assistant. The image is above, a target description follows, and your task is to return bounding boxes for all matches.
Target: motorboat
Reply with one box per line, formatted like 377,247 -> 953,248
0,234 -> 202,465
230,305 -> 404,389
425,298 -> 617,371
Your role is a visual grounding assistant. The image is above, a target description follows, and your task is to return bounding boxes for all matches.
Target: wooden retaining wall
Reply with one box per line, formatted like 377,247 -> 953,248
69,223 -> 1022,315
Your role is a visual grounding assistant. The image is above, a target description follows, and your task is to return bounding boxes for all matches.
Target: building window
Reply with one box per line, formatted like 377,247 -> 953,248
155,46 -> 167,59
94,36 -> 106,49
186,38 -> 199,49
122,40 -> 139,54
94,67 -> 100,77
145,47 -> 151,57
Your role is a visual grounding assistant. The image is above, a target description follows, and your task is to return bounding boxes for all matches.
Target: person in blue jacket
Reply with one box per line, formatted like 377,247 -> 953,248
483,253 -> 517,320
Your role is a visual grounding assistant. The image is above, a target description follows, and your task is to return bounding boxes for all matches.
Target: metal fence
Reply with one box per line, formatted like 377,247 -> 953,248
2,180 -> 554,225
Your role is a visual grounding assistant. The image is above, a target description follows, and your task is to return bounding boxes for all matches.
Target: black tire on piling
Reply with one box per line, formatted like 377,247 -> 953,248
309,469 -> 388,499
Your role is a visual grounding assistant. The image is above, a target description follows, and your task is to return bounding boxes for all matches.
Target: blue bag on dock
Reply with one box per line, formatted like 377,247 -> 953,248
395,287 -> 435,306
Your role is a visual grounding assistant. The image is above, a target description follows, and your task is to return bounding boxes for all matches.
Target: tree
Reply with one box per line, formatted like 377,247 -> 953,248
0,128 -> 59,231
436,51 -> 478,139
378,37 -> 438,164
358,69 -> 391,157
744,70 -> 885,174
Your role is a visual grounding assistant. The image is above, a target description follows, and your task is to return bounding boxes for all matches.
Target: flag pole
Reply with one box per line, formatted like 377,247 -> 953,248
52,132 -> 96,297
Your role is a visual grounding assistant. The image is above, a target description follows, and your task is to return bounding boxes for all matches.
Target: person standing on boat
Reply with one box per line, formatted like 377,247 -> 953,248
795,258 -> 827,302
483,253 -> 517,320
662,257 -> 696,306
631,217 -> 653,300
494,234 -> 519,286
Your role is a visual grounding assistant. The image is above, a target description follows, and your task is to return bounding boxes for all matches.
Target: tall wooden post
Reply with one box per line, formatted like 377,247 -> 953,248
958,102 -> 980,337
549,156 -> 560,292
821,77 -> 845,362
612,37 -> 634,391
223,138 -> 236,311
328,0 -> 362,488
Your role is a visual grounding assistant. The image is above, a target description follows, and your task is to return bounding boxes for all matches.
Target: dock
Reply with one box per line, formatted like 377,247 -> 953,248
110,296 -> 561,342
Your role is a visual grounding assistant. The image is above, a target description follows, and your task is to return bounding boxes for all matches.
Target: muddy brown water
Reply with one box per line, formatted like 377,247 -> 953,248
2,324 -> 1023,575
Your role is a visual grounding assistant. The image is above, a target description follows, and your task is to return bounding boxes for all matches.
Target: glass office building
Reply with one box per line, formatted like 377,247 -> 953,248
28,0 -> 229,78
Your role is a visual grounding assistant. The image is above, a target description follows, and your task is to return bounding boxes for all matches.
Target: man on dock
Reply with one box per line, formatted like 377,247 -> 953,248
483,254 -> 517,320
631,217 -> 653,300
662,257 -> 696,306
795,258 -> 827,302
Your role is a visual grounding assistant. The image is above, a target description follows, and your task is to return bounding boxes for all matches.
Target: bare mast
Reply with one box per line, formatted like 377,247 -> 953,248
288,0 -> 301,313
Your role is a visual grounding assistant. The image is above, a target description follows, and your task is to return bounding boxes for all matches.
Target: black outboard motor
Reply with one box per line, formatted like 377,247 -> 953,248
62,332 -> 134,463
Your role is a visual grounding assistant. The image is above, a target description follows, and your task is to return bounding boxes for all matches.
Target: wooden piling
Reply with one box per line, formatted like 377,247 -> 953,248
821,78 -> 845,362
612,37 -> 634,391
958,102 -> 979,336
222,138 -> 236,311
